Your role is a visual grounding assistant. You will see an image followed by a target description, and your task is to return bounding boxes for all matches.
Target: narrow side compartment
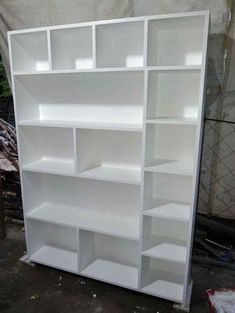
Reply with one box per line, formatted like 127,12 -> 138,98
141,256 -> 185,302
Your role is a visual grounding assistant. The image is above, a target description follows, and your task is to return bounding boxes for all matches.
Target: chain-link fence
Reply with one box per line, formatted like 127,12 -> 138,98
198,119 -> 235,219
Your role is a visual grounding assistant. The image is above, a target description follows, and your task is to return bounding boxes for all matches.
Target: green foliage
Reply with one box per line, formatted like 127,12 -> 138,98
0,58 -> 12,99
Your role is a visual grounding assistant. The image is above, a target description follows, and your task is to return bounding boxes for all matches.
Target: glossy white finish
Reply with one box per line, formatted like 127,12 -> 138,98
31,245 -> 78,273
143,243 -> 187,263
143,203 -> 190,222
27,202 -> 139,240
77,129 -> 141,184
141,257 -> 185,302
147,70 -> 201,119
147,15 -> 205,66
14,71 -> 144,126
51,26 -> 93,70
82,259 -> 138,289
142,280 -> 184,302
79,231 -> 139,288
8,12 -> 209,305
96,21 -> 144,68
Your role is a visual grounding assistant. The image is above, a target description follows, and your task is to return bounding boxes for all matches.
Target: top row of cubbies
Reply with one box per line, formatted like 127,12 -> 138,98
10,14 -> 205,73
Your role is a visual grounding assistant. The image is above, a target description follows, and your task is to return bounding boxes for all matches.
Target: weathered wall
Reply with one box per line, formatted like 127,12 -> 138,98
0,0 -> 234,219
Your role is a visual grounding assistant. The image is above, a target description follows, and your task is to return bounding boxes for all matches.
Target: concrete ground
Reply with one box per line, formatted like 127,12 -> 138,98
0,224 -> 234,313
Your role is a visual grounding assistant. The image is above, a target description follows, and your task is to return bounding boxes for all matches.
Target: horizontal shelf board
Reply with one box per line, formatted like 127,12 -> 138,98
142,243 -> 187,263
147,65 -> 201,71
143,203 -> 190,222
27,203 -> 139,240
79,166 -> 141,185
30,245 -> 78,273
13,67 -> 144,76
22,159 -> 75,175
146,117 -> 197,125
81,259 -> 138,289
142,280 -> 183,302
18,120 -> 143,132
13,65 -> 202,77
145,160 -> 194,176
22,161 -> 141,185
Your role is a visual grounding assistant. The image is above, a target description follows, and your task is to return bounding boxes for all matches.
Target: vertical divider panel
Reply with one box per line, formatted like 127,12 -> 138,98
7,32 -> 31,258
182,12 -> 209,305
92,25 -> 96,68
47,30 -> 52,71
77,229 -> 95,272
138,19 -> 149,287
76,228 -> 80,272
143,19 -> 148,67
73,128 -> 78,173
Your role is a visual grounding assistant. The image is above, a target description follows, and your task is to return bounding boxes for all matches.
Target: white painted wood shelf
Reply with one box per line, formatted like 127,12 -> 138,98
27,202 -> 139,240
9,11 -> 209,306
143,203 -> 190,222
81,259 -> 138,289
143,243 -> 187,263
30,245 -> 78,273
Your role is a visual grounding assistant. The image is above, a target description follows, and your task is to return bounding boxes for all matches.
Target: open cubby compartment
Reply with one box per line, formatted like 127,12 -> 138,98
50,26 -> 93,70
10,31 -> 49,72
96,21 -> 144,68
142,215 -> 188,264
15,71 -> 144,127
141,256 -> 185,302
145,123 -> 196,175
26,219 -> 78,273
18,126 -> 75,174
76,129 -> 142,184
147,15 -> 205,66
79,230 -> 139,289
147,69 -> 201,121
143,171 -> 192,222
23,172 -> 140,240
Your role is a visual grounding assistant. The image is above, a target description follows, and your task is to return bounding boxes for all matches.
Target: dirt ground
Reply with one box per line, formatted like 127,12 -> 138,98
0,224 -> 235,313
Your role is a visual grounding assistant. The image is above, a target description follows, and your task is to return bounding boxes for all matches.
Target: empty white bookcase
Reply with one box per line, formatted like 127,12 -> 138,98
8,11 -> 209,305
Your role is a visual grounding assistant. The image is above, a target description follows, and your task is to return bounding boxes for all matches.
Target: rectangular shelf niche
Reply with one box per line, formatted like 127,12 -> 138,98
8,11 -> 209,306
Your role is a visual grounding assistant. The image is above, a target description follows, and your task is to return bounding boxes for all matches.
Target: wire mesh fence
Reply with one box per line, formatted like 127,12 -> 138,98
198,119 -> 235,219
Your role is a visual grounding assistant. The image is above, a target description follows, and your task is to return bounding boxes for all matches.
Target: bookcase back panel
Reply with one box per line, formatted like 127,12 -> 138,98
147,15 -> 205,66
23,172 -> 140,217
11,31 -> 49,72
77,129 -> 142,172
15,72 -> 144,124
51,26 -> 93,70
96,21 -> 144,68
147,70 -> 200,119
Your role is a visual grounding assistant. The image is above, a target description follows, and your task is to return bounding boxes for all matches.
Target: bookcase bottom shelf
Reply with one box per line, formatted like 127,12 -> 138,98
27,203 -> 139,240
142,280 -> 183,302
81,259 -> 138,289
30,245 -> 78,273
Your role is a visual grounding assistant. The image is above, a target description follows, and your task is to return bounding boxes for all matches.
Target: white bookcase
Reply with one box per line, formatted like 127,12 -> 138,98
8,11 -> 209,305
